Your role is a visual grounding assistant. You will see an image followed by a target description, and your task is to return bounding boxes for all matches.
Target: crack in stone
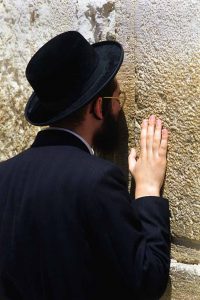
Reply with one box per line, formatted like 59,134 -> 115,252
96,2 -> 115,18
30,9 -> 39,25
172,236 -> 200,251
84,1 -> 115,42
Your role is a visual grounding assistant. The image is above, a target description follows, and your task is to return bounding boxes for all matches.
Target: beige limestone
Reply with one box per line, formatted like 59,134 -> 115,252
133,1 -> 200,297
0,0 -> 78,160
134,0 -> 200,242
161,261 -> 200,300
0,0 -> 200,298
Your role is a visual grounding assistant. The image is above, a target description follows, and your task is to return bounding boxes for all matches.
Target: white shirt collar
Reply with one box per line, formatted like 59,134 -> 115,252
45,127 -> 94,155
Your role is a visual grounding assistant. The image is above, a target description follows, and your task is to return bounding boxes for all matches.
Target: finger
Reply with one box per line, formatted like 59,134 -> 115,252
147,115 -> 156,153
128,148 -> 137,171
129,148 -> 137,159
153,118 -> 162,155
140,119 -> 148,156
159,128 -> 169,157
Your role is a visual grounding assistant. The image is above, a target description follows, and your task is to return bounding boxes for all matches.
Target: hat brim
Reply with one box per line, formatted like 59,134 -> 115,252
25,41 -> 124,126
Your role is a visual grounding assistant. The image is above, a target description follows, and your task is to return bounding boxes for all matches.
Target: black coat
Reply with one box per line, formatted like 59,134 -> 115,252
0,129 -> 170,300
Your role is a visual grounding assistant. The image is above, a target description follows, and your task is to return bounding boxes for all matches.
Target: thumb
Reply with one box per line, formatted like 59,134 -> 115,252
128,148 -> 137,172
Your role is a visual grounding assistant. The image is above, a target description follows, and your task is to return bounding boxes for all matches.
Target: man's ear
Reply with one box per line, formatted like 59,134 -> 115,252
92,97 -> 104,120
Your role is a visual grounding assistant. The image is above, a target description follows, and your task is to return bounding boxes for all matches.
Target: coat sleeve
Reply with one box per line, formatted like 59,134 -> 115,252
84,165 -> 170,300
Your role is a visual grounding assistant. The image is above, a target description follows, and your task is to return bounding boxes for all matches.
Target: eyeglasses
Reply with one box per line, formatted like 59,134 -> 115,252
103,91 -> 126,108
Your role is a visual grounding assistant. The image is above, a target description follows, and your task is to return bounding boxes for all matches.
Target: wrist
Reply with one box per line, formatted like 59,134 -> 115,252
135,185 -> 160,199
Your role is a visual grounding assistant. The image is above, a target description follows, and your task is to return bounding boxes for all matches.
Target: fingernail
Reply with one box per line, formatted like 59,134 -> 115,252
156,119 -> 162,125
162,128 -> 168,135
150,115 -> 155,120
142,119 -> 148,126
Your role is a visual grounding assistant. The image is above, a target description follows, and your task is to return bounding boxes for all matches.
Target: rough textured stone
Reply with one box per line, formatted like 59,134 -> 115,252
161,261 -> 200,300
0,0 -> 77,160
0,0 -> 200,298
76,0 -> 116,43
135,0 -> 200,246
113,0 -> 136,180
134,1 -> 200,296
171,243 -> 200,265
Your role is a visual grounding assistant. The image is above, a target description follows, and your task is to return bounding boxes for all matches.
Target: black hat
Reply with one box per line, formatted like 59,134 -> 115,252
25,31 -> 124,126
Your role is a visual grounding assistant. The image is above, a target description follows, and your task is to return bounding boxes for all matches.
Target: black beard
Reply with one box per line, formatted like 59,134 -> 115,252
93,111 -> 119,155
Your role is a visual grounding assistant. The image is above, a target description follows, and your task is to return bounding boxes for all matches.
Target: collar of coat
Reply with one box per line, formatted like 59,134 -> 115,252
31,129 -> 92,155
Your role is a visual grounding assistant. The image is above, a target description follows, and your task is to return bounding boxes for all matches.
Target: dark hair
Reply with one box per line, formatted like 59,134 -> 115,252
51,78 -> 117,128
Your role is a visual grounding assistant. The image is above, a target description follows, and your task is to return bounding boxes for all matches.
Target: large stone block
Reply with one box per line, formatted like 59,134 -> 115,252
161,260 -> 200,300
133,1 -> 200,296
0,0 -> 78,160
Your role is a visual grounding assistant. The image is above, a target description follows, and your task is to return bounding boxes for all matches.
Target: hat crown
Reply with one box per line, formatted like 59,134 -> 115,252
26,31 -> 99,103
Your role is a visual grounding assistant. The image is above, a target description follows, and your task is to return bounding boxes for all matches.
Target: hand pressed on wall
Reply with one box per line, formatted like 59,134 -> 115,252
129,115 -> 169,199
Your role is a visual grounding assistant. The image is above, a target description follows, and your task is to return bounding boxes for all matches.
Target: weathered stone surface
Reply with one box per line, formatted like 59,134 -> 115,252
134,1 -> 200,296
0,0 -> 77,161
161,260 -> 200,300
113,0 -> 136,180
171,243 -> 200,265
1,0 -> 200,299
76,0 -> 116,43
135,0 -> 200,242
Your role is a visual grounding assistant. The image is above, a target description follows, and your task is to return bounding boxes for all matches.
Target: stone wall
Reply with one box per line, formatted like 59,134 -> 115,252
0,0 -> 199,298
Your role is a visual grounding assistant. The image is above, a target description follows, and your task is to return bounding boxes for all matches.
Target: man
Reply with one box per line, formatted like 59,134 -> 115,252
0,31 -> 170,300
